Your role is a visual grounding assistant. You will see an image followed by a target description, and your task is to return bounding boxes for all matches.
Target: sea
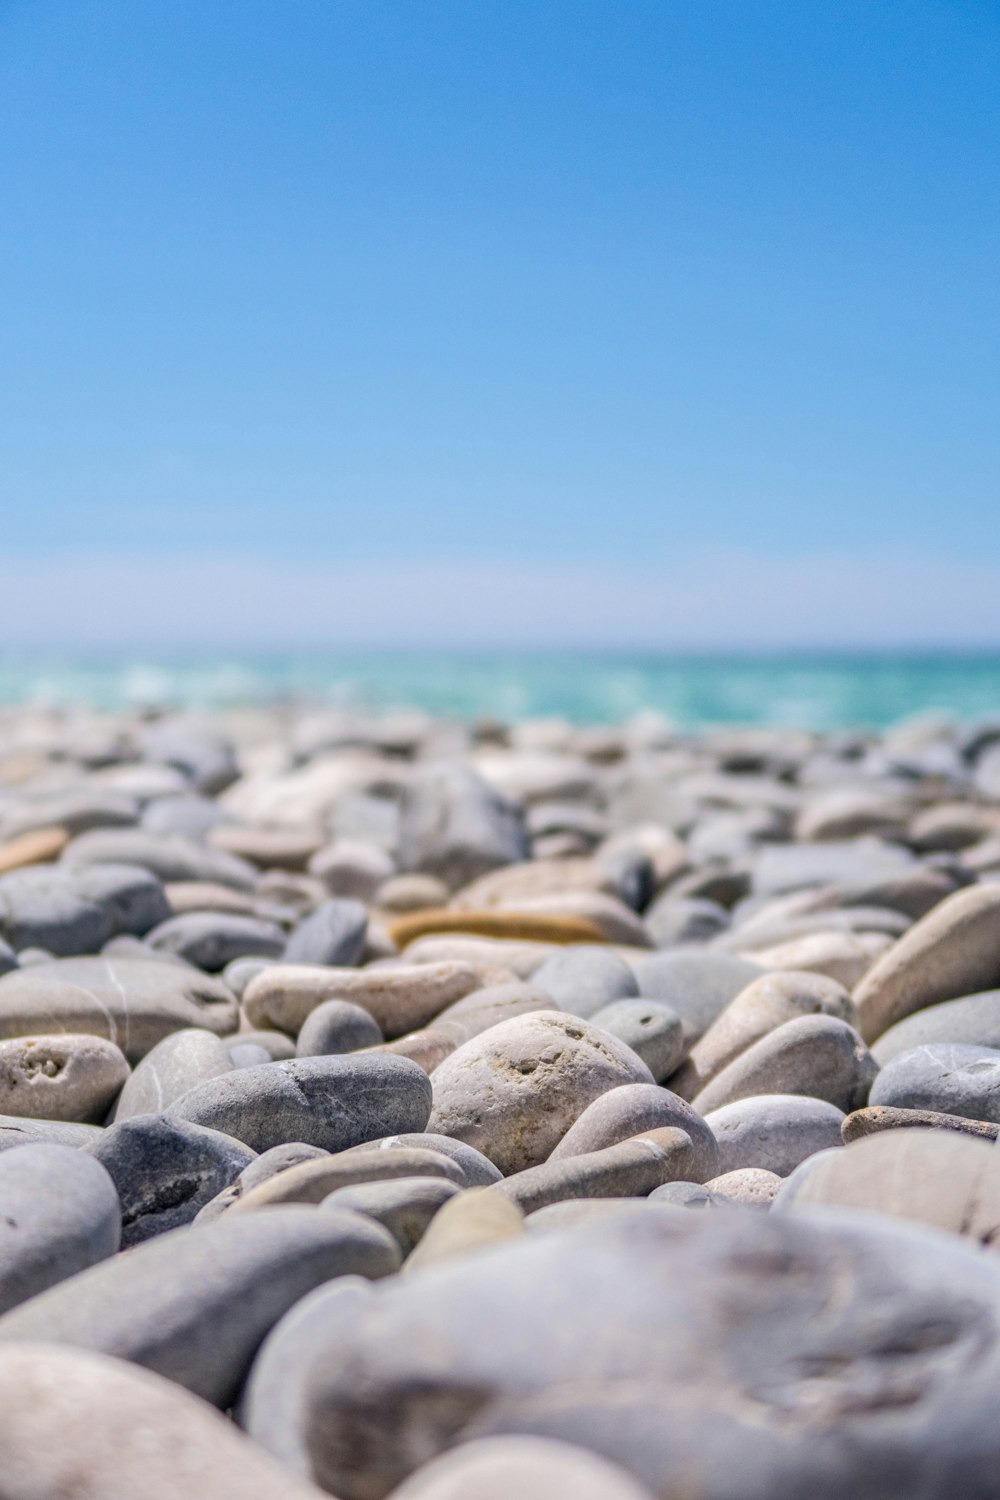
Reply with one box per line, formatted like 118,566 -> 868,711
2,651 -> 1000,729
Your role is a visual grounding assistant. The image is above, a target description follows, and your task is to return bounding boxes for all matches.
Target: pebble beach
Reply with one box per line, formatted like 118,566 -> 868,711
3,700 -> 1000,1496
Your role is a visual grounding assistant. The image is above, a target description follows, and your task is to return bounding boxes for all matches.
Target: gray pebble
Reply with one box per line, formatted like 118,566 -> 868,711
145,911 -> 287,971
588,999 -> 685,1081
870,1043 -> 1000,1122
703,1094 -> 846,1176
548,1082 -> 719,1181
296,999 -> 384,1057
532,947 -> 638,1018
0,1143 -> 120,1314
113,1027 -> 234,1120
323,1176 -> 460,1255
283,898 -> 368,966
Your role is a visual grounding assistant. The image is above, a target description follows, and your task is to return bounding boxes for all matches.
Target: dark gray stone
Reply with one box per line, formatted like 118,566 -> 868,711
296,1000 -> 384,1058
645,895 -> 730,947
145,912 -> 287,971
870,1043 -> 1000,1122
284,899 -> 368,967
0,1205 -> 400,1408
91,1113 -> 256,1245
113,1028 -> 234,1120
62,830 -> 257,892
71,863 -> 171,938
167,1054 -> 433,1153
0,1144 -> 120,1314
397,765 -> 529,889
0,868 -> 114,956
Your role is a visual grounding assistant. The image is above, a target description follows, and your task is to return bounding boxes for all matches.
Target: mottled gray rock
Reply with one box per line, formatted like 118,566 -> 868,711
0,1034 -> 128,1123
0,1115 -> 102,1153
870,1043 -> 1000,1122
871,989 -> 1000,1065
145,912 -> 286,971
842,1104 -> 1000,1145
777,1128 -> 1000,1245
284,898 -> 368,967
705,1167 -> 781,1208
628,951 -> 765,1043
0,1144 -> 120,1314
113,1028 -> 234,1120
63,829 -> 257,891
704,1094 -> 846,1176
167,1053 -> 432,1153
0,1343 -> 329,1500
491,1130 -> 695,1215
532,946 -> 638,1018
323,1176 -> 461,1255
854,884 -> 1000,1043
588,999 -> 685,1081
296,999 -> 384,1057
691,1014 -> 877,1115
428,1011 -> 653,1174
548,1082 -> 719,1181
291,1206 -> 1000,1500
398,764 -> 529,889
243,960 -> 485,1039
91,1113 -> 256,1245
671,970 -> 856,1101
336,1131 -> 503,1187
386,1436 -> 657,1500
0,1205 -> 401,1407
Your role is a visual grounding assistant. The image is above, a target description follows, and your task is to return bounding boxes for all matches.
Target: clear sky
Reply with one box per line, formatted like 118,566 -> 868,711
1,0 -> 998,646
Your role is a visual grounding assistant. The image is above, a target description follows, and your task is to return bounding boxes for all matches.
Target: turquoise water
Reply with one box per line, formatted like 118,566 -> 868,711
2,651 -> 1000,728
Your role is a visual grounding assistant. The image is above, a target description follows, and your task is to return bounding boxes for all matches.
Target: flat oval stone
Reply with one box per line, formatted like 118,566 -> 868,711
146,912 -> 287,970
62,829 -> 258,891
0,1115 -> 102,1152
323,1176 -> 461,1255
490,1130 -> 696,1215
0,1144 -> 120,1313
336,1132 -> 503,1187
854,884 -> 1000,1043
870,1043 -> 1000,1121
167,1053 -> 433,1153
243,960 -> 486,1038
113,1027 -> 234,1120
778,1128 -> 1000,1244
691,1014 -> 878,1115
291,1206 -> 1000,1500
296,999 -> 384,1057
548,1079 -> 719,1179
0,957 -> 238,1062
387,1436 -> 656,1500
587,999 -> 684,1081
670,970 -> 856,1101
0,1342 -> 330,1500
229,1145 -> 465,1213
432,980 -> 558,1042
91,1114 -> 256,1245
871,989 -> 1000,1065
284,898 -> 369,966
0,1205 -> 401,1407
704,1094 -> 846,1176
0,1034 -> 129,1123
842,1104 -> 1000,1145
428,1011 -> 654,1174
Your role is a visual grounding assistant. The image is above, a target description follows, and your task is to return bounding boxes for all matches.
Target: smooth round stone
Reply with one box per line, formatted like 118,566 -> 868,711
91,1113 -> 256,1245
0,1343 -> 329,1500
296,999 -> 384,1057
0,1144 -> 120,1314
145,912 -> 287,971
283,898 -> 369,966
628,951 -> 765,1043
397,764 -> 529,889
644,894 -> 730,946
72,862 -> 174,937
870,1043 -> 1000,1121
854,884 -> 1000,1043
167,1053 -> 433,1153
223,956 -> 274,998
229,1146 -> 465,1213
432,980 -> 559,1042
646,1180 -> 718,1209
62,829 -> 257,891
777,1128 -> 1000,1244
336,1132 -> 503,1187
871,989 -> 1000,1065
0,1034 -> 128,1123
229,1042 -> 273,1068
113,1028 -> 234,1120
377,872 -> 450,912
227,1027 -> 297,1060
15,946 -> 55,966
531,946 -> 639,1018
427,1011 -> 654,1174
588,999 -> 685,1081
0,866 -> 128,957
141,791 -> 231,839
490,1130 -> 696,1216
842,1105 -> 1000,1145
704,1094 -> 846,1176
0,1114 -> 102,1153
670,970 -> 857,1101
242,960 -> 486,1039
0,1205 -> 401,1408
208,824 -> 324,870
548,1082 -> 719,1181
740,929 -> 891,989
386,1436 -> 657,1500
323,1176 -> 461,1255
691,1015 -> 878,1115
0,956 -> 239,1062
293,1206 -> 1000,1500
705,1167 -> 781,1208
236,1142 -> 330,1194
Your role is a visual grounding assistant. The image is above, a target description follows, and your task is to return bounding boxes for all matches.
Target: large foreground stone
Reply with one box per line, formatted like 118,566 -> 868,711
291,1207 -> 1000,1499
0,1144 -> 120,1314
0,1205 -> 400,1407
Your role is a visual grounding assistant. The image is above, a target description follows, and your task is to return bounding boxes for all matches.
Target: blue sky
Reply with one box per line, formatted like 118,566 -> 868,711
1,0 -> 998,645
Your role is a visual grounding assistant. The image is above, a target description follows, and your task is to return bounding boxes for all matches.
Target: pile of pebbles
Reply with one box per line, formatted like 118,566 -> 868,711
3,704 -> 1000,1495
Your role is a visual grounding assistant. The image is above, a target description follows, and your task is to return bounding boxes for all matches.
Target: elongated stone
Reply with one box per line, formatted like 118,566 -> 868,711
228,1145 -> 464,1214
242,961 -> 486,1038
489,1129 -> 695,1215
323,1176 -> 461,1255
548,1082 -> 719,1181
691,1014 -> 877,1115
